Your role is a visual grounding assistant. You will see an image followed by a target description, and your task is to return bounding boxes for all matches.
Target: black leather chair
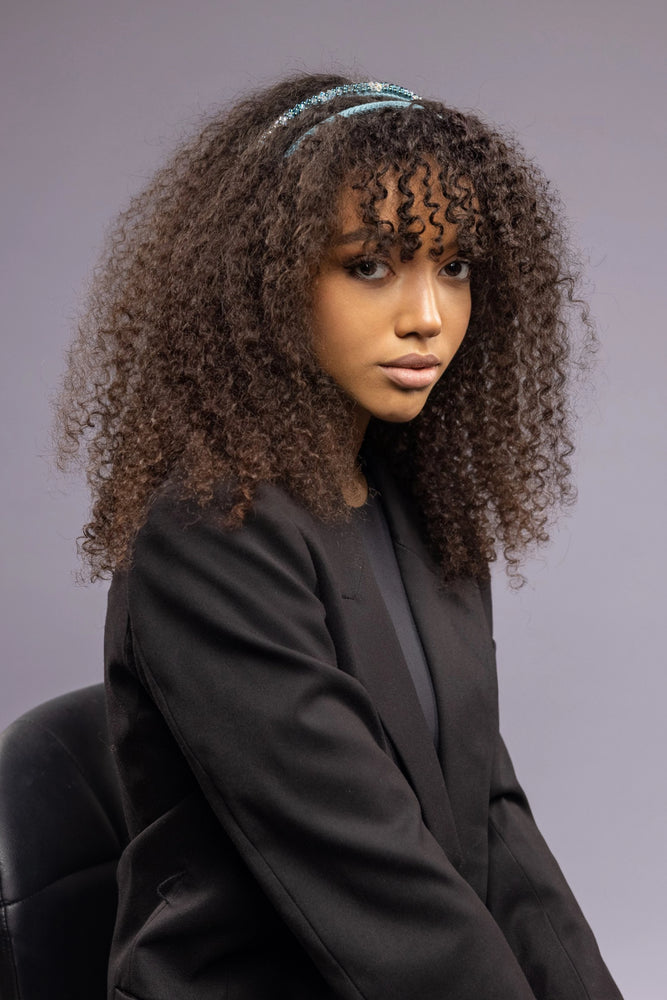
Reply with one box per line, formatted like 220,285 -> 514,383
0,684 -> 126,999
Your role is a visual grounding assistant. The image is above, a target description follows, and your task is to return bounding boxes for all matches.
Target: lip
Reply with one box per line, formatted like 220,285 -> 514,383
383,353 -> 441,369
379,353 -> 441,389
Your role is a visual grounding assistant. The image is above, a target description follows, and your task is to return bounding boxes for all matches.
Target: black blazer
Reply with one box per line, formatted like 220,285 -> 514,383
104,466 -> 622,1000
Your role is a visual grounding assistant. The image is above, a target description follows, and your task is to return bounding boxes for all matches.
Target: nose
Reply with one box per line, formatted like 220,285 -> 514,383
394,273 -> 442,339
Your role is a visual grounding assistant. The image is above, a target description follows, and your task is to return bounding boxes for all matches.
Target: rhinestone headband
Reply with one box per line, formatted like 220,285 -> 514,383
262,81 -> 421,144
284,99 -> 424,158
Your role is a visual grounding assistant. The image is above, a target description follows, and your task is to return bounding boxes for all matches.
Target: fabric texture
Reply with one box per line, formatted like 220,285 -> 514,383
104,466 -> 623,1000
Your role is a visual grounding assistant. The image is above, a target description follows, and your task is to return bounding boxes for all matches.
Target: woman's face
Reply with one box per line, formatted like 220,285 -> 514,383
311,173 -> 472,436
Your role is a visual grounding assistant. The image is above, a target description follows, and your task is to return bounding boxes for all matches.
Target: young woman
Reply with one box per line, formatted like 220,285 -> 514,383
58,73 -> 623,1000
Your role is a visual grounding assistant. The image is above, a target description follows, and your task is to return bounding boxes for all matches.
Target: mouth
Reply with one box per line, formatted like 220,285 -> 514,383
379,353 -> 441,389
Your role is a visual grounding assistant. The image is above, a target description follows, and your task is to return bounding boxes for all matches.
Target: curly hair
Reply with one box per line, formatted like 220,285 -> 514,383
56,72 -> 592,583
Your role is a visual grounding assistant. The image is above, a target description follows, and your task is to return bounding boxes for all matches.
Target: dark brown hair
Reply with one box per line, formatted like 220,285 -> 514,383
56,72 -> 592,582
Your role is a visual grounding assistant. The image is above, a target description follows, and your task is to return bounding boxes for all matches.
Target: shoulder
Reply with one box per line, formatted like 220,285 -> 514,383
143,478 -> 319,539
136,480 -> 320,571
126,481 -> 344,624
111,479 -> 345,695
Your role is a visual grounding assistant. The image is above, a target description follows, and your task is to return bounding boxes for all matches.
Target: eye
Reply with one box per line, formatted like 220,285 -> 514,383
441,259 -> 472,281
346,257 -> 391,281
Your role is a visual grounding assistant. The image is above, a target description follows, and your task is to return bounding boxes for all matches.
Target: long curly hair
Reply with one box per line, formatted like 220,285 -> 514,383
56,72 -> 592,583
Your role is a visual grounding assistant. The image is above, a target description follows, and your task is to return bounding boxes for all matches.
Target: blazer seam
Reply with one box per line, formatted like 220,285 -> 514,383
488,815 -> 592,1000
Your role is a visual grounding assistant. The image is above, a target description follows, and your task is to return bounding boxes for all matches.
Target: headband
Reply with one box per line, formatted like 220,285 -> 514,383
261,81 -> 422,156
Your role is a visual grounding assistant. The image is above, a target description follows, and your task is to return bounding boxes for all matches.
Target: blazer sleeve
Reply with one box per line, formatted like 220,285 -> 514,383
486,735 -> 623,999
480,568 -> 622,998
126,489 -> 539,1000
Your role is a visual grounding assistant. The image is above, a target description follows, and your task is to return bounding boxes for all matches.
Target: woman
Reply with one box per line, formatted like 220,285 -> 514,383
58,73 -> 623,999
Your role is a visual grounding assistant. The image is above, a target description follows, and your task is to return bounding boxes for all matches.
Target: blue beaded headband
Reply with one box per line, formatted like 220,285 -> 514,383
285,98 -> 425,158
261,81 -> 422,155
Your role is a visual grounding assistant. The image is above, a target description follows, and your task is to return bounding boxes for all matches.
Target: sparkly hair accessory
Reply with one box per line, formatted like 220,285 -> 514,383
261,81 -> 422,151
284,99 -> 424,158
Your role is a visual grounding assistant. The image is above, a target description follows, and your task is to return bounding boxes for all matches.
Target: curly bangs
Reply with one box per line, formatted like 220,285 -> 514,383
56,72 -> 592,582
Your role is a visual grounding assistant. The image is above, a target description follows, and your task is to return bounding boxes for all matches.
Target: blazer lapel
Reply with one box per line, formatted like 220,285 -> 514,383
316,515 -> 464,869
369,464 -> 499,893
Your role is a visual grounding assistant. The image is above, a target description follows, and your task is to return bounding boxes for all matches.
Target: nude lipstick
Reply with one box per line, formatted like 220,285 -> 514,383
379,353 -> 441,389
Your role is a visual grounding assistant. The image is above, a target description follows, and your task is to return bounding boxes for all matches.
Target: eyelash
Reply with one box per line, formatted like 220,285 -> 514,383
442,259 -> 472,281
344,257 -> 472,282
345,258 -> 390,280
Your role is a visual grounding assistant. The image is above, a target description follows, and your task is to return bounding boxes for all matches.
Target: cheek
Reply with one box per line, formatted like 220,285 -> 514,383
311,315 -> 349,381
311,287 -> 361,365
312,315 -> 342,369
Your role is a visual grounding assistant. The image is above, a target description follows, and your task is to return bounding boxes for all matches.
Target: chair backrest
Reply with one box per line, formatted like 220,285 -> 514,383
0,684 -> 126,1000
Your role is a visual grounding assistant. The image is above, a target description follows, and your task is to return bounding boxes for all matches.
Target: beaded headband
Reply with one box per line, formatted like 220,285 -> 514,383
262,81 -> 422,155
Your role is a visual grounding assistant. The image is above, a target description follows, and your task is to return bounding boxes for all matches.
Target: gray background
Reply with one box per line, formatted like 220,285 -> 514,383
2,1 -> 665,995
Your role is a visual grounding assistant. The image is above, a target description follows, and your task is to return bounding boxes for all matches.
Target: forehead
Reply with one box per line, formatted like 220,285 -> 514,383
331,163 -> 457,243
